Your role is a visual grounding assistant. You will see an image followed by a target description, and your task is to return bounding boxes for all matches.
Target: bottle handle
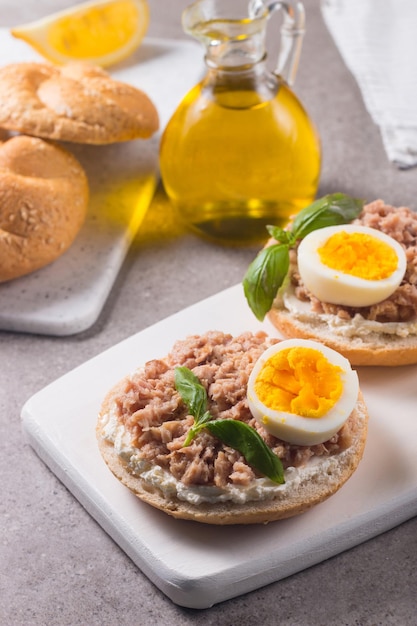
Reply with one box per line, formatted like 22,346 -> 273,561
266,1 -> 306,86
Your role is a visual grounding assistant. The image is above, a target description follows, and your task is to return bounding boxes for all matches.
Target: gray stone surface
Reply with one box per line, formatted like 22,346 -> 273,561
1,1 -> 417,624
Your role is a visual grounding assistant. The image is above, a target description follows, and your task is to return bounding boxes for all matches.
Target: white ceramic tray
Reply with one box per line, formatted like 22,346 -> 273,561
0,29 -> 203,336
21,284 -> 417,609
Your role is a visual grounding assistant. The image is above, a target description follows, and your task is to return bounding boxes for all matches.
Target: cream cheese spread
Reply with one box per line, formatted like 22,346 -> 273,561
99,410 -> 352,505
281,286 -> 417,338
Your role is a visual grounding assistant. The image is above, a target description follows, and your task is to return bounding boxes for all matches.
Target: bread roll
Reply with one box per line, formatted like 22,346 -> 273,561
97,401 -> 367,525
268,305 -> 417,367
0,62 -> 159,144
0,135 -> 88,282
263,200 -> 417,366
96,331 -> 369,525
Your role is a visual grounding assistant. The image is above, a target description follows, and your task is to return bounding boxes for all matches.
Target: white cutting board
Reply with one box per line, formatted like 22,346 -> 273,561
0,29 -> 203,335
21,284 -> 417,609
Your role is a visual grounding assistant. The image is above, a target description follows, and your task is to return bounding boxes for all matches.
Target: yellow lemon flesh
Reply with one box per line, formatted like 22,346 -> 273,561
11,0 -> 149,67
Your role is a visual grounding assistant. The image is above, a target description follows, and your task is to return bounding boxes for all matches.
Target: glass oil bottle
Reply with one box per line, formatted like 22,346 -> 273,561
159,0 -> 321,244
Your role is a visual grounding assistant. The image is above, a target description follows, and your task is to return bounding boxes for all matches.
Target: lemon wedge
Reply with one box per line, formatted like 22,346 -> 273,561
10,0 -> 150,67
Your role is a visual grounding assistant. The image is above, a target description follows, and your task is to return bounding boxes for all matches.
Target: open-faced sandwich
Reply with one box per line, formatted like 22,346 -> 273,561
97,331 -> 368,525
243,194 -> 417,366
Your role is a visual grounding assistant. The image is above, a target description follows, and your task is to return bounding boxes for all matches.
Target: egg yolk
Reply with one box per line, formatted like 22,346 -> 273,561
254,347 -> 343,419
318,231 -> 398,280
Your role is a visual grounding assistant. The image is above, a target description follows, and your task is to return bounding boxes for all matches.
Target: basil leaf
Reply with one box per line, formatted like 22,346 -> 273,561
242,243 -> 290,321
174,367 -> 207,421
266,225 -> 295,245
243,193 -> 364,320
291,193 -> 364,240
206,419 -> 285,484
176,367 -> 212,446
175,367 -> 285,483
182,415 -> 211,447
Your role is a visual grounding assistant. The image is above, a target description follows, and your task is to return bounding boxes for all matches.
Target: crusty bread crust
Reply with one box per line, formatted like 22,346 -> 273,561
96,393 -> 368,525
0,62 -> 159,144
268,306 -> 417,367
0,135 -> 88,282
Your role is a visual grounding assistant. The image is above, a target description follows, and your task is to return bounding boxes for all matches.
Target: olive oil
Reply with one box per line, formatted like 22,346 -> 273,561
160,76 -> 320,244
160,0 -> 320,244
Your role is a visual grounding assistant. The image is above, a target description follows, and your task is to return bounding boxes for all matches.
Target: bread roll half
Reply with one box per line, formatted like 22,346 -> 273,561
96,331 -> 369,525
97,398 -> 368,525
263,200 -> 417,366
268,305 -> 417,367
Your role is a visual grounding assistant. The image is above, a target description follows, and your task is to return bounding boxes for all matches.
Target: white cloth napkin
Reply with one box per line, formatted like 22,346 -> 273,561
321,0 -> 417,169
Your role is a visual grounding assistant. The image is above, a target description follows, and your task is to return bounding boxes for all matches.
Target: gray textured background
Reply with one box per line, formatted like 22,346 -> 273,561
1,1 -> 416,624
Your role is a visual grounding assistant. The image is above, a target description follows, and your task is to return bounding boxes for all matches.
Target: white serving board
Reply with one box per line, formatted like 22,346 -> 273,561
0,29 -> 203,336
21,284 -> 417,609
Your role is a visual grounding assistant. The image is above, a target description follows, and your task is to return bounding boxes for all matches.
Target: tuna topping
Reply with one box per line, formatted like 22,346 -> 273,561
106,331 -> 356,489
292,200 -> 417,322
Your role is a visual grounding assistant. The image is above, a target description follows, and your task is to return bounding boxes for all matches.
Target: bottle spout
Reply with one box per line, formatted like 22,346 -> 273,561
182,0 -> 269,68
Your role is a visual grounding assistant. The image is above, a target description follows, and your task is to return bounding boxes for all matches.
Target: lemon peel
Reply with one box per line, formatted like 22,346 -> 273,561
10,0 -> 150,67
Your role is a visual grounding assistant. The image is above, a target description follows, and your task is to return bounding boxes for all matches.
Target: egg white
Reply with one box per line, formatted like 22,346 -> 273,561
297,224 -> 407,308
247,338 -> 359,446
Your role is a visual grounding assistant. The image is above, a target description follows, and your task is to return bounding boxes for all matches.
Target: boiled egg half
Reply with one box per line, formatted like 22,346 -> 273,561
247,338 -> 359,445
297,224 -> 407,307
